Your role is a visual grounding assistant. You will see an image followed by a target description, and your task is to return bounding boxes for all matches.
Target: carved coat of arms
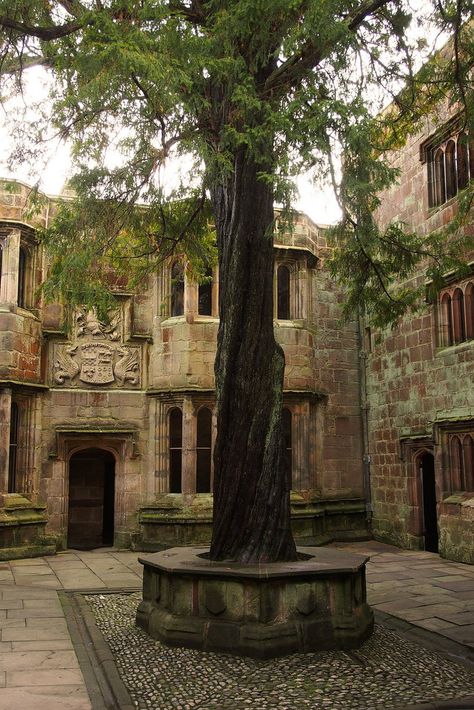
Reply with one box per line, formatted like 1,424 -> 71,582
53,343 -> 141,388
79,343 -> 115,384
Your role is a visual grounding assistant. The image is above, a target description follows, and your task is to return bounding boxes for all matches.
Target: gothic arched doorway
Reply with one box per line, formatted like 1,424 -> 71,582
68,448 -> 115,549
419,452 -> 438,553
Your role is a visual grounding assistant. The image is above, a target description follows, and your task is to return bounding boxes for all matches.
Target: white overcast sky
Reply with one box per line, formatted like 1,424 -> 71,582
0,1 -> 441,226
0,67 -> 341,224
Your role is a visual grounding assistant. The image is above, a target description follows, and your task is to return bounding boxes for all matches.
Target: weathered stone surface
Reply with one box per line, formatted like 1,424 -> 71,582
0,494 -> 55,559
137,495 -> 369,550
368,110 -> 474,559
136,546 -> 373,658
0,178 -> 367,556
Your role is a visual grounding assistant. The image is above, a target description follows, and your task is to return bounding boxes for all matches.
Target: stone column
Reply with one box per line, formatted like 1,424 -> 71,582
156,263 -> 170,318
147,397 -> 158,500
17,396 -> 28,494
186,281 -> 198,324
312,400 -> 325,490
182,397 -> 196,494
0,387 -> 12,495
297,261 -> 307,320
30,394 -> 42,502
0,229 -> 20,305
155,399 -> 169,494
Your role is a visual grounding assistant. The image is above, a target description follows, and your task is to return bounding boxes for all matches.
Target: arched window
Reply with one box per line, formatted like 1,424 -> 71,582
17,246 -> 27,308
282,407 -> 292,488
445,140 -> 457,200
441,292 -> 453,346
196,407 -> 212,493
198,268 -> 212,316
452,288 -> 466,343
277,265 -> 290,320
450,435 -> 464,491
463,435 -> 474,491
170,262 -> 184,317
457,134 -> 469,190
434,148 -> 446,206
465,282 -> 474,341
8,402 -> 19,493
169,408 -> 183,493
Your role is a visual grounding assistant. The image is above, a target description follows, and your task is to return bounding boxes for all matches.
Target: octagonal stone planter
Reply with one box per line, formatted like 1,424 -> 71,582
136,546 -> 373,659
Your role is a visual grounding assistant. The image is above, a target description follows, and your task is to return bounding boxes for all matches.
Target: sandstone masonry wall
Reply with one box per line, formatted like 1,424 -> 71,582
367,120 -> 474,558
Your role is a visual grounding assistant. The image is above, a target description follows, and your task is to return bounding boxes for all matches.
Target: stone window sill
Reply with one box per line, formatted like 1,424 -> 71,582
435,339 -> 473,357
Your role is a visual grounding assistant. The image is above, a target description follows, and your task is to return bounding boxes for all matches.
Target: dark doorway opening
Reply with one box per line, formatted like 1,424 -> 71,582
420,453 -> 438,553
68,448 -> 115,550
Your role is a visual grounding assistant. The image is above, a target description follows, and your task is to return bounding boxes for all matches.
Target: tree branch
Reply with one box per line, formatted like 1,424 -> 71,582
347,0 -> 394,30
168,0 -> 206,25
56,0 -> 87,18
264,0 -> 392,94
0,15 -> 83,41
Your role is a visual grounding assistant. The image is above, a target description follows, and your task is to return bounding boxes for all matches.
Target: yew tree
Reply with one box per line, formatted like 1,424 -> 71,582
0,1 -> 473,562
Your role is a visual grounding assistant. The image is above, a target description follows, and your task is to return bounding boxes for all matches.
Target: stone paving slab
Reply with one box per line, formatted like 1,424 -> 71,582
0,686 -> 92,710
0,619 -> 26,629
2,626 -> 72,641
0,649 -> 79,671
11,639 -> 75,651
27,618 -> 69,630
0,542 -> 473,708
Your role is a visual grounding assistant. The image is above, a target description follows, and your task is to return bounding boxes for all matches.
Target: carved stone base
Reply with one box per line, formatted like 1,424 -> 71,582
136,546 -> 374,659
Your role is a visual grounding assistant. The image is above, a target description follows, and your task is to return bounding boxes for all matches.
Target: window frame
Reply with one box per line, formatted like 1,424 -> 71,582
164,396 -> 216,495
424,125 -> 474,209
277,264 -> 291,320
168,406 -> 183,493
8,401 -> 20,493
437,277 -> 474,348
437,420 -> 474,496
170,261 -> 185,317
449,432 -> 474,493
196,406 -> 213,493
197,265 -> 218,318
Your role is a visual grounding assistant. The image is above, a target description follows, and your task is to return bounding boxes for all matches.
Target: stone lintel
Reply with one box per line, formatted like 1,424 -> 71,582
0,379 -> 49,391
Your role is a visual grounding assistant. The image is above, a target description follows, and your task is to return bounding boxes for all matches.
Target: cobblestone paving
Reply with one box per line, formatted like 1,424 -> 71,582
87,593 -> 474,710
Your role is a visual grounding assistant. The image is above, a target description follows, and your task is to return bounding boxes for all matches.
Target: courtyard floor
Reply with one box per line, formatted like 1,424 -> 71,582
0,541 -> 474,709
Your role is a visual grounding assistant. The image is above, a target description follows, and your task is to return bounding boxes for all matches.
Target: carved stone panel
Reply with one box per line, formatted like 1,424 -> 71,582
80,343 -> 115,384
75,307 -> 121,341
52,343 -> 141,388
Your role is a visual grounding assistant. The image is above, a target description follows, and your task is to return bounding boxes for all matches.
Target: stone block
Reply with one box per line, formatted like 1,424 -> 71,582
136,546 -> 373,658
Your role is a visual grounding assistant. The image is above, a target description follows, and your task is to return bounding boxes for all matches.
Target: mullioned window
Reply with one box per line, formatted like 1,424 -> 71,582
422,122 -> 474,208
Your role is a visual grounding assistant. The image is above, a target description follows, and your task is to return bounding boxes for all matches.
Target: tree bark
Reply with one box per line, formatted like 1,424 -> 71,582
209,147 -> 297,563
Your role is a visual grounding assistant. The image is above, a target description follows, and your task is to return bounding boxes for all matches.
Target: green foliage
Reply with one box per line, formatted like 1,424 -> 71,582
0,1 -> 474,324
39,181 -> 216,311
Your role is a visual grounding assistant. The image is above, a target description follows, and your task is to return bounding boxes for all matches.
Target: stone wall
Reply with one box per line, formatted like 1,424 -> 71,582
312,229 -> 365,500
0,309 -> 42,383
0,180 -> 369,554
39,388 -> 148,549
367,117 -> 474,559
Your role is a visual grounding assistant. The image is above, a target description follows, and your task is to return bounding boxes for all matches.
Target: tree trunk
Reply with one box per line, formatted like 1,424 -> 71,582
209,147 -> 297,563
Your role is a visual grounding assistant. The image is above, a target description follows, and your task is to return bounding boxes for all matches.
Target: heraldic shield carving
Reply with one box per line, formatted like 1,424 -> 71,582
53,342 -> 140,388
79,343 -> 115,384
